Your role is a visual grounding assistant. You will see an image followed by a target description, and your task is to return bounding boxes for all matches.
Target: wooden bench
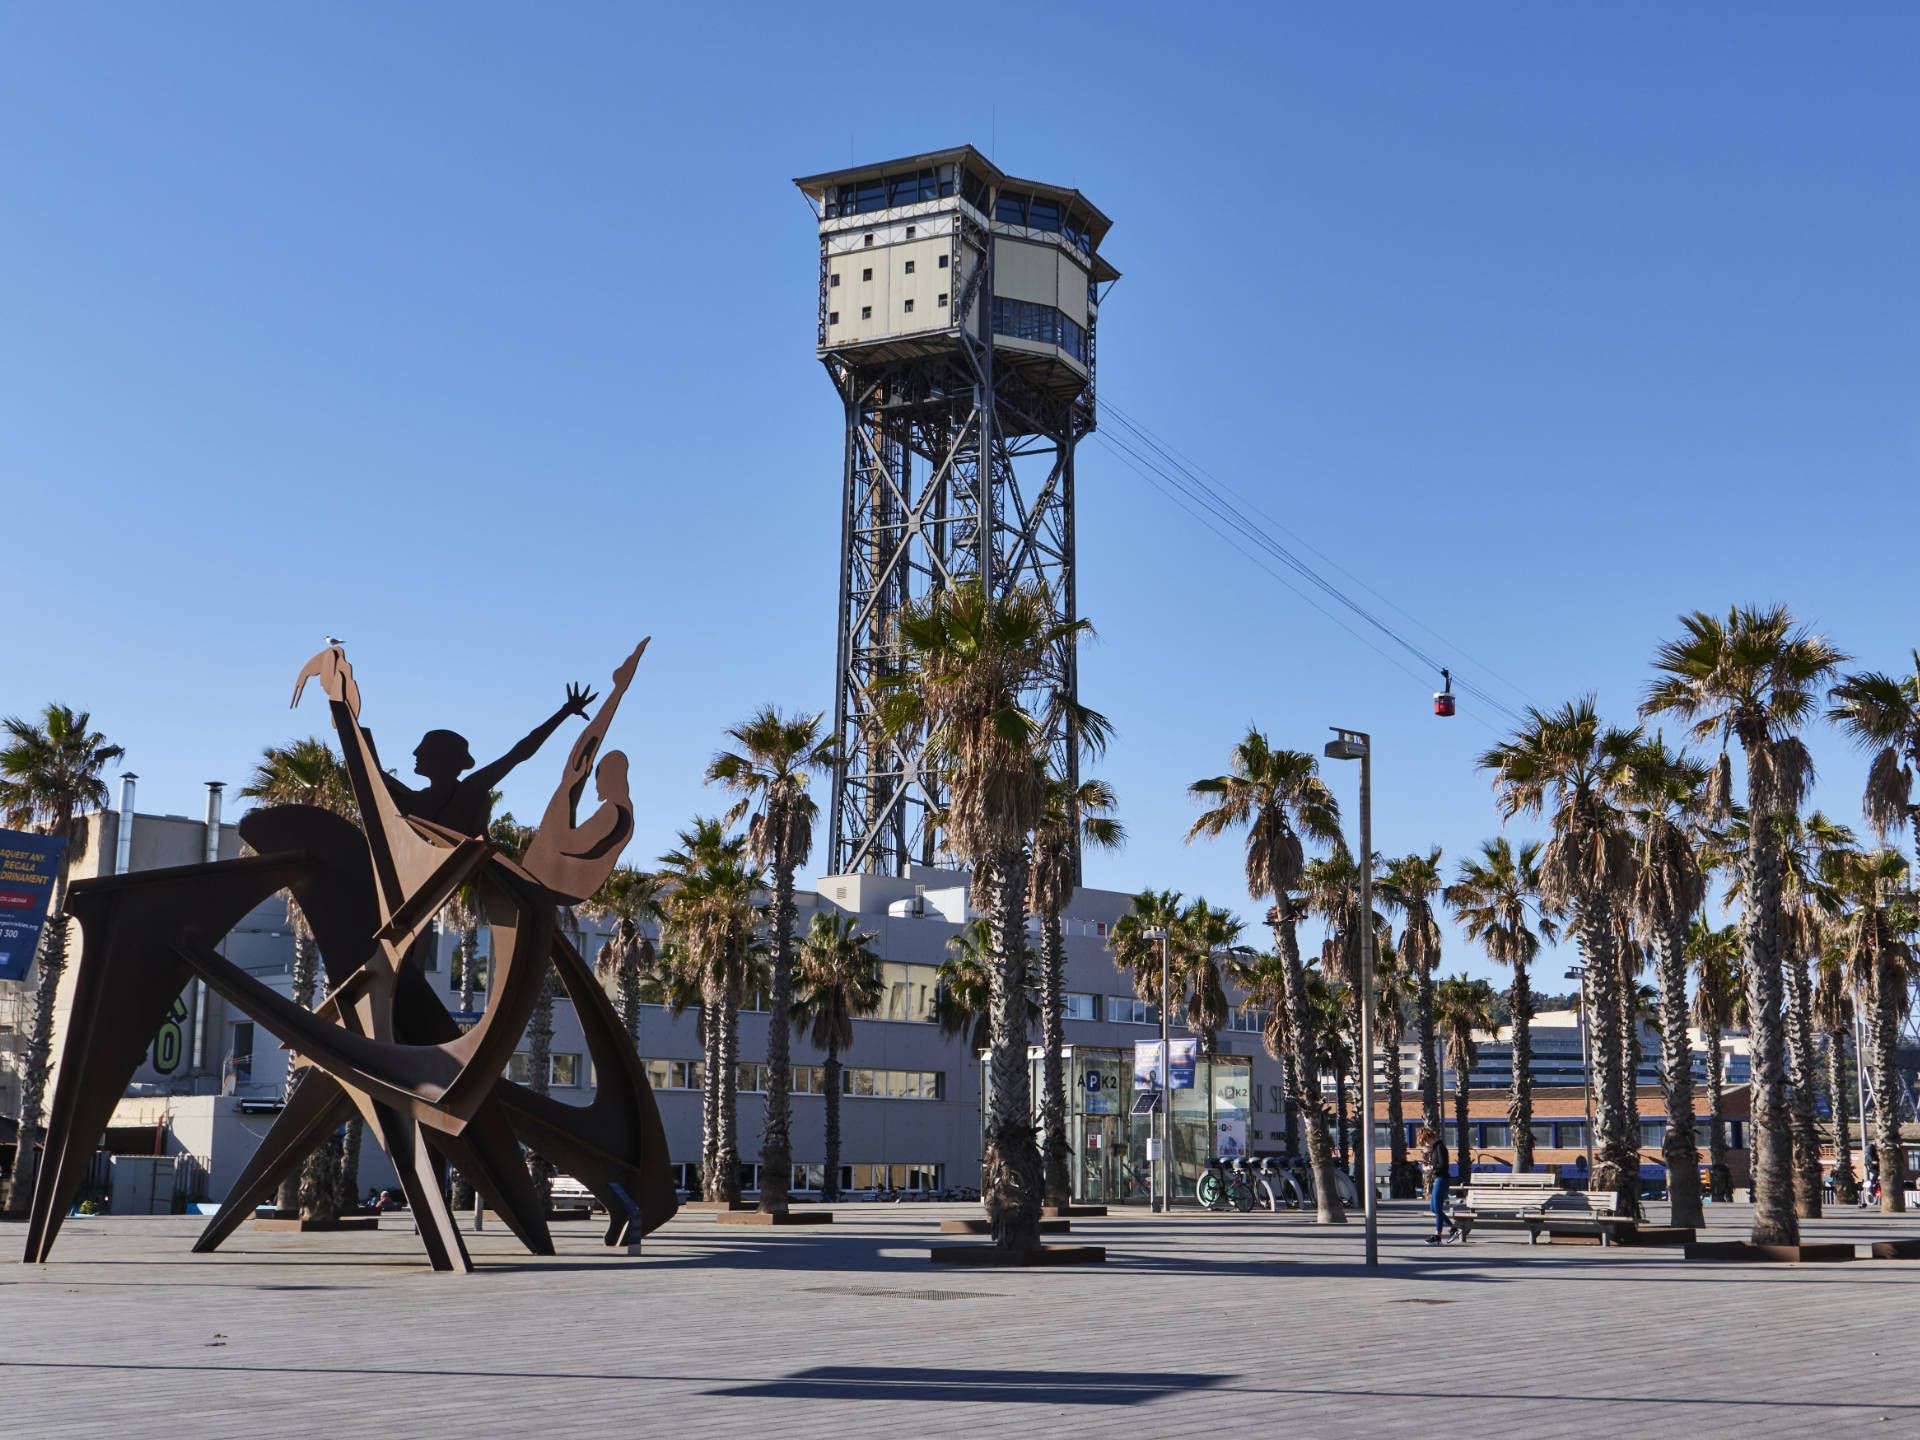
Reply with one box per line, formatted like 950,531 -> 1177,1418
1451,1172 -> 1560,1242
1535,1189 -> 1637,1245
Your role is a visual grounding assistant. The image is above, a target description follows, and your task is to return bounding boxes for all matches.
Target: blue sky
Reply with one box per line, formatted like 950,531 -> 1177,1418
4,4 -> 1914,987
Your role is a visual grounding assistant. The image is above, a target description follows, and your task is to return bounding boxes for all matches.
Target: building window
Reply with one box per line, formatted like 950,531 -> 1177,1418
938,254 -> 949,268
228,1022 -> 253,1085
863,233 -> 874,246
905,225 -> 916,238
880,961 -> 939,1022
990,296 -> 1089,365
829,273 -> 840,287
903,260 -> 915,274
861,306 -> 871,320
828,311 -> 839,325
861,267 -> 872,281
1108,996 -> 1159,1026
842,1067 -> 943,1100
842,1163 -> 944,1193
902,299 -> 914,313
551,1054 -> 581,1087
937,293 -> 948,307
1062,993 -> 1097,1022
1555,1121 -> 1588,1149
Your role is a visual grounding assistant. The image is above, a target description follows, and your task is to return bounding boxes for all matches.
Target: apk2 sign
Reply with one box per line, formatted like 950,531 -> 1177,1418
0,829 -> 67,982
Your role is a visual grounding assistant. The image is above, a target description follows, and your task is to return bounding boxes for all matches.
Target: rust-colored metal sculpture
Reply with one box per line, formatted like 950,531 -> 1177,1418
23,642 -> 676,1272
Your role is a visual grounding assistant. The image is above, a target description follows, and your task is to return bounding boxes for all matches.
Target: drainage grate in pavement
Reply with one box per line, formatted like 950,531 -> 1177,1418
1391,1297 -> 1455,1304
800,1285 -> 997,1302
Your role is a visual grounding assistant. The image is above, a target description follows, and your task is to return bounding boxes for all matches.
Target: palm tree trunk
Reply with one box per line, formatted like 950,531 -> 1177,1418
1871,957 -> 1906,1213
1272,911 -> 1345,1224
1737,777 -> 1797,1245
1828,1026 -> 1858,1205
1571,894 -> 1636,1216
6,900 -> 70,1214
700,993 -> 721,1198
822,1049 -> 843,1201
1037,906 -> 1071,1208
759,847 -> 798,1214
1616,950 -> 1642,1198
1385,1026 -> 1414,1198
1414,917 -> 1444,1180
1334,1053 -> 1350,1178
336,1118 -> 365,1214
1705,1030 -> 1731,1201
982,850 -> 1043,1250
1781,948 -> 1823,1217
715,994 -> 741,1203
1652,921 -> 1703,1228
276,923 -> 323,1214
1509,960 -> 1535,1173
1454,1064 -> 1472,1186
526,966 -> 555,1210
458,924 -> 479,1012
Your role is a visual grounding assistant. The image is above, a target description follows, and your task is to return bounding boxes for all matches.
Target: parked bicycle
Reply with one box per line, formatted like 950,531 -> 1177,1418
1196,1155 -> 1256,1212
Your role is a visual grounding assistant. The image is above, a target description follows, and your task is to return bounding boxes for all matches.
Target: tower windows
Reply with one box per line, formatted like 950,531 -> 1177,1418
863,233 -> 874,247
937,293 -> 948,307
861,306 -> 871,320
905,225 -> 916,238
830,273 -> 840,287
903,299 -> 914,313
937,254 -> 949,269
828,312 -> 839,325
903,260 -> 915,275
862,267 -> 872,281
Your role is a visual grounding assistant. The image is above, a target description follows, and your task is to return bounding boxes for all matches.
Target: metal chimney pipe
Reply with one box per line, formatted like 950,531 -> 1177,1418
113,773 -> 138,876
192,781 -> 224,1072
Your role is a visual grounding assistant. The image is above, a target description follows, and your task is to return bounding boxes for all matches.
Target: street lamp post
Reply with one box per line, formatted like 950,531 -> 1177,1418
1325,727 -> 1378,1268
1566,966 -> 1595,1179
1144,924 -> 1172,1214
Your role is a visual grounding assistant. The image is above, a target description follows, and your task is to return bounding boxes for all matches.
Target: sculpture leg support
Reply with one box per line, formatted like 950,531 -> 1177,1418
193,1070 -> 354,1254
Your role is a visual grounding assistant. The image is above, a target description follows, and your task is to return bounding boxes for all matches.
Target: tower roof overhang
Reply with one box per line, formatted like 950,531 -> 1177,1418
794,144 -> 1116,258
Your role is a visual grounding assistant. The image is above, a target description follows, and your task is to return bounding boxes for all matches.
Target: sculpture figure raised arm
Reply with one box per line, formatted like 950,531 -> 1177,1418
521,639 -> 647,903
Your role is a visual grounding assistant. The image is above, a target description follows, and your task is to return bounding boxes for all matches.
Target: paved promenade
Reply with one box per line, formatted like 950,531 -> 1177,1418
4,1199 -> 1917,1437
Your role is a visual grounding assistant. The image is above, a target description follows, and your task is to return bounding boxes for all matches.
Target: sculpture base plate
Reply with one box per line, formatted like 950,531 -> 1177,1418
1042,1204 -> 1107,1218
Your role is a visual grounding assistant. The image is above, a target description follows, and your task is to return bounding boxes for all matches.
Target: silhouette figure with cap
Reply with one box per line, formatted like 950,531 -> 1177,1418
370,682 -> 599,840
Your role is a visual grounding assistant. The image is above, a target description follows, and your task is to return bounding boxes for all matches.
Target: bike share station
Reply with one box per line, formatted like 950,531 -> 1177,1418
1003,1043 -> 1254,1207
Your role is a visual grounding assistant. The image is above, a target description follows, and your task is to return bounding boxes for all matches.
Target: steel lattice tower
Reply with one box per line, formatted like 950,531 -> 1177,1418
796,147 -> 1116,877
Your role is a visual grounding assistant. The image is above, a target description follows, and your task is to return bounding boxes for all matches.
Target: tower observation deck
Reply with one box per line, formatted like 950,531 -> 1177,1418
795,146 -> 1118,877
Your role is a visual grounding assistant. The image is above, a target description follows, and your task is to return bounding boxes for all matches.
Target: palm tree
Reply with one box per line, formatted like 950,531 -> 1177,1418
1775,812 -> 1856,1216
1618,737 -> 1709,1228
1829,652 -> 1920,861
792,912 -> 882,1201
1378,848 -> 1447,1188
659,819 -> 762,1203
1110,888 -> 1184,1022
1834,846 -> 1915,1212
0,706 -> 123,1214
1811,950 -> 1860,1205
1306,841 -> 1380,1172
238,737 -> 358,1218
1175,898 -> 1240,1056
1029,775 -> 1123,1206
1644,604 -> 1848,1244
1688,917 -> 1744,1201
1435,975 -> 1497,1183
876,581 -> 1104,1251
938,918 -> 1038,1055
707,707 -> 835,1215
583,865 -> 665,1046
1445,838 -> 1556,1176
1308,974 -> 1354,1176
1371,927 -> 1417,1197
1480,698 -> 1641,1213
1187,727 -> 1346,1223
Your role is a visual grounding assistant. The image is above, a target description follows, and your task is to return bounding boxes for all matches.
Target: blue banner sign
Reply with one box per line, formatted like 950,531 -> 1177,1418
0,829 -> 68,982
1132,1038 -> 1197,1091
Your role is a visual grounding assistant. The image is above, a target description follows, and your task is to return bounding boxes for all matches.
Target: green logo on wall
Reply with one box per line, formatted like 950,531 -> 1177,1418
152,995 -> 189,1074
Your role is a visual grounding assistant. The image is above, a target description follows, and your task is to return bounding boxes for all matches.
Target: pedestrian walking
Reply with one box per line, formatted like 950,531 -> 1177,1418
1419,1126 -> 1457,1244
